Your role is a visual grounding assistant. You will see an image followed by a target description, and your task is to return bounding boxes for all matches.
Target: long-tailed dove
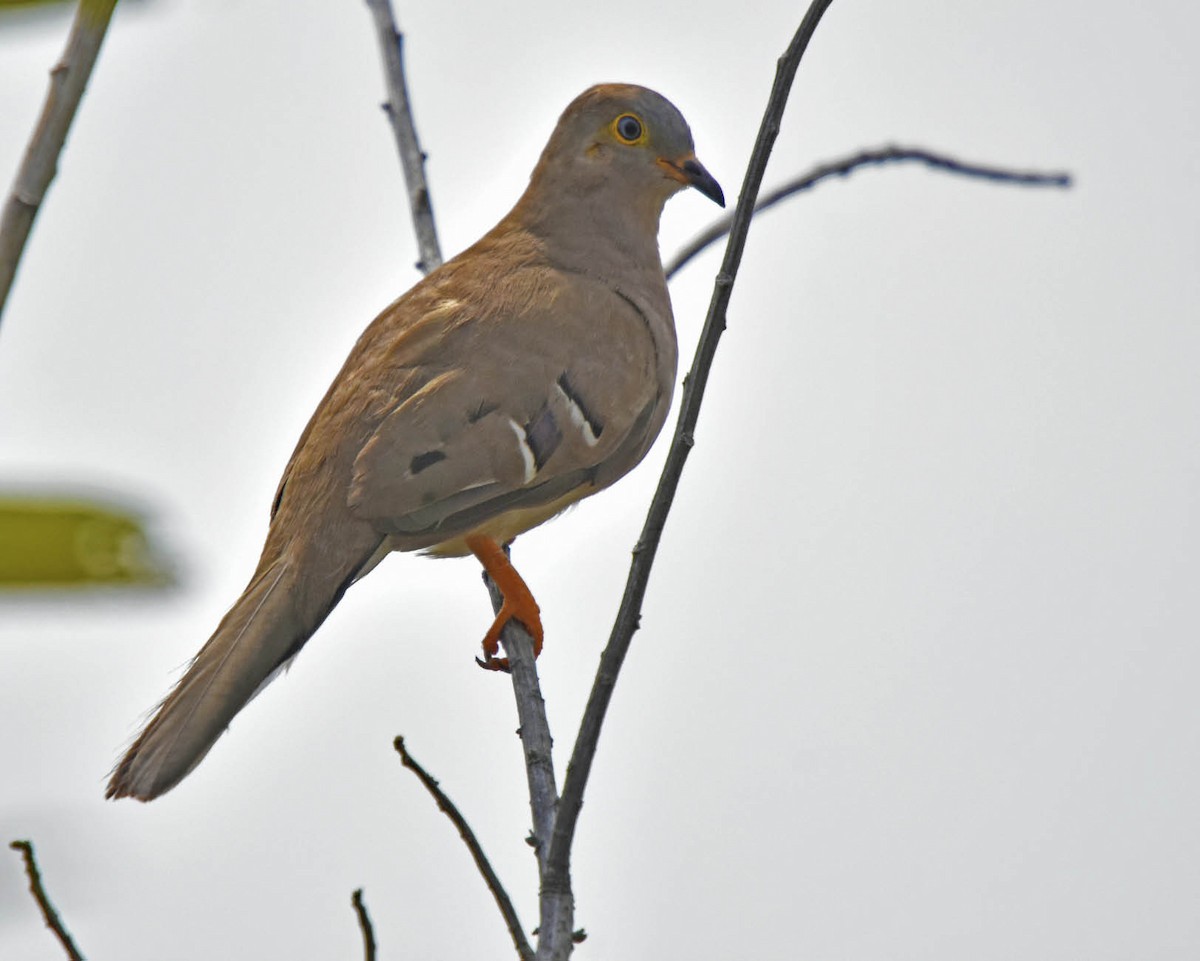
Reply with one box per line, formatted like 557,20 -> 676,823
107,83 -> 723,801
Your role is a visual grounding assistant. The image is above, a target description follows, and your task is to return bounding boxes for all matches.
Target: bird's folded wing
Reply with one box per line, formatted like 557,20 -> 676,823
347,274 -> 665,539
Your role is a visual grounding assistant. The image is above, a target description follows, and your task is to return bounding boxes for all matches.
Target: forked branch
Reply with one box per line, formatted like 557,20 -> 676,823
542,6 -> 840,950
368,1 -> 1075,959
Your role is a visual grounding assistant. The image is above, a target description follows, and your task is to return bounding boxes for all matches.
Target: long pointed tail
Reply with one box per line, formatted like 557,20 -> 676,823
107,549 -> 363,800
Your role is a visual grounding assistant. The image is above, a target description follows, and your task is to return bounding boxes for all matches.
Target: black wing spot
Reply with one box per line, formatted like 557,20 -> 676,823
467,400 -> 498,423
556,372 -> 605,440
410,449 -> 447,475
524,403 -> 562,470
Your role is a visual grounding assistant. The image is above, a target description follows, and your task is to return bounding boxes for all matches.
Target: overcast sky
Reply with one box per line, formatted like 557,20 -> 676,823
2,1 -> 1198,959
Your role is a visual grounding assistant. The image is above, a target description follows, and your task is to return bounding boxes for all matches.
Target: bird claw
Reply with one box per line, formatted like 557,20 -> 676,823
465,534 -> 544,674
476,606 -> 541,673
475,654 -> 512,673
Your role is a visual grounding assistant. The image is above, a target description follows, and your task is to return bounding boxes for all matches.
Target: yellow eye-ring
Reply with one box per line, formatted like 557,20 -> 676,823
612,113 -> 646,145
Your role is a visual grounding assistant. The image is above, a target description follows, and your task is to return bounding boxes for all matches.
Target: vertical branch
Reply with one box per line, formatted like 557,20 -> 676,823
489,617 -> 571,960
363,0 -> 443,273
480,576 -> 560,871
9,840 -> 85,961
365,7 -> 550,954
540,3 -> 839,953
0,0 -> 119,328
480,583 -> 567,948
359,3 -> 560,884
362,3 -> 842,959
503,628 -> 560,868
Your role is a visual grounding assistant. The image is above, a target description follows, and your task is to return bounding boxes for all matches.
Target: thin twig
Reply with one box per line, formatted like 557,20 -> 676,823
0,0 -> 119,330
363,0 -> 442,273
9,840 -> 85,961
394,737 -> 535,961
665,145 -> 1073,278
351,888 -> 377,961
541,4 -> 837,957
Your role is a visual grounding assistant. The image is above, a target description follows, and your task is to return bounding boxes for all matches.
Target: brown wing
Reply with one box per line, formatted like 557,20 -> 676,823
347,266 -> 667,546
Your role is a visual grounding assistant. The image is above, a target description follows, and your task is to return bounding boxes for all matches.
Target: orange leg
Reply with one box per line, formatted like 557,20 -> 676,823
465,535 -> 544,671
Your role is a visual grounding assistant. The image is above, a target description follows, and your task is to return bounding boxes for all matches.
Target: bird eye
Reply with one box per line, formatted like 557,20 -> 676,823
613,113 -> 645,144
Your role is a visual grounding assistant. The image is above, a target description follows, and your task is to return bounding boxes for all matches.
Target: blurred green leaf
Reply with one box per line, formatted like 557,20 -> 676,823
0,0 -> 75,10
0,495 -> 172,588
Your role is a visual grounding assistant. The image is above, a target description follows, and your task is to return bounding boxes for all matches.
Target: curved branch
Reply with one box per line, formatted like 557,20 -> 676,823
665,145 -> 1073,278
10,840 -> 85,961
541,3 -> 838,957
394,737 -> 534,961
0,0 -> 119,330
351,888 -> 377,961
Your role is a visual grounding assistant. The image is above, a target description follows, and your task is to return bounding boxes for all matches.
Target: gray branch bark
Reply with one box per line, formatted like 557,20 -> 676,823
366,3 -> 1071,960
665,145 -> 1072,278
543,6 -> 839,954
0,0 -> 119,330
364,0 -> 442,274
373,0 -> 841,956
350,888 -> 377,961
394,736 -> 535,961
10,840 -> 85,961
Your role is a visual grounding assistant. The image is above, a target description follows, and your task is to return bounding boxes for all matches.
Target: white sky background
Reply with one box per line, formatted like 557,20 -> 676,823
2,0 -> 1198,958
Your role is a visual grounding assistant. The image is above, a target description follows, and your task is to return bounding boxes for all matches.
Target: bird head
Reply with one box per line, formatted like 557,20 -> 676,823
524,83 -> 725,234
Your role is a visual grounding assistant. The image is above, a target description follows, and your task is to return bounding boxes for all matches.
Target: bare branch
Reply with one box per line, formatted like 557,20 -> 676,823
394,737 -> 534,961
351,889 -> 377,961
363,0 -> 442,273
479,570 -> 560,869
9,840 -> 85,961
665,145 -> 1073,278
479,575 -> 570,957
0,0 -> 119,330
542,4 -> 838,952
365,11 -> 539,956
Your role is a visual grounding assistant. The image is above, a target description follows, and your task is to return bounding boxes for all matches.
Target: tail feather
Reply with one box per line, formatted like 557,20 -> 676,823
107,554 -> 346,800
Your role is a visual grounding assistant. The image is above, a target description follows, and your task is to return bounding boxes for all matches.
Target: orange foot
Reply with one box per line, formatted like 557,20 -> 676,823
465,535 -> 544,672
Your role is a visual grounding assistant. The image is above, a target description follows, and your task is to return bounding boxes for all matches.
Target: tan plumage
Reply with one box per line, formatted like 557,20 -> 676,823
107,83 -> 723,801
